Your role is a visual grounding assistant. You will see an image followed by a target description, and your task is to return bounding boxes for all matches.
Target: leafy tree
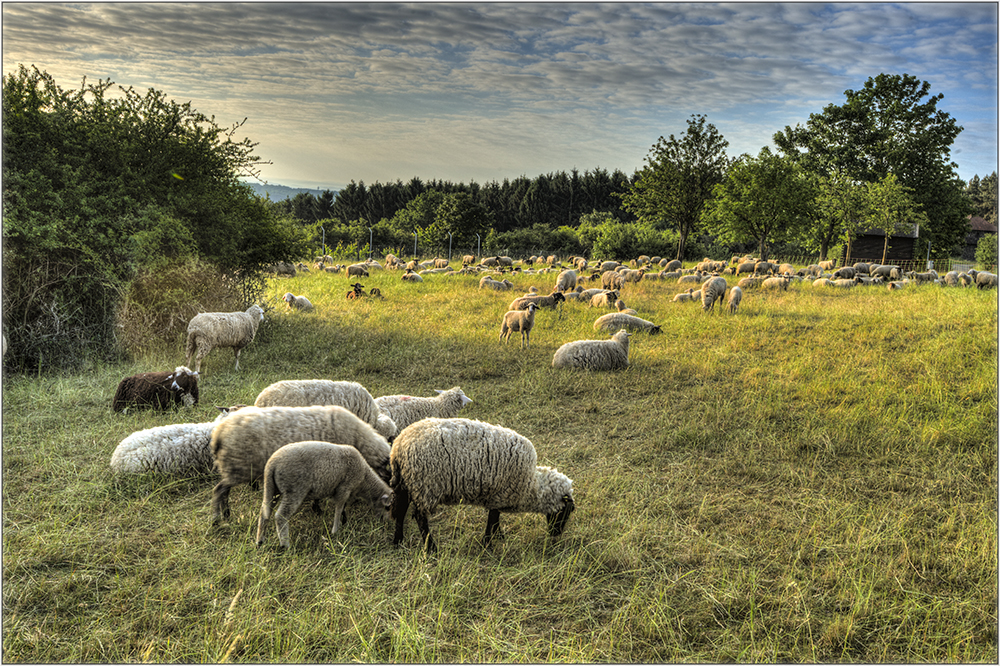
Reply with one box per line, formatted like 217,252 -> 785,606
620,115 -> 729,260
774,73 -> 971,261
966,172 -> 998,224
862,174 -> 930,264
701,147 -> 817,261
422,192 -> 493,255
2,65 -> 306,370
975,233 -> 997,270
805,171 -> 866,262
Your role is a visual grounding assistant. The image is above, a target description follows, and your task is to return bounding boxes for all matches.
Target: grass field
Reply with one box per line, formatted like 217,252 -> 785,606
2,261 -> 997,662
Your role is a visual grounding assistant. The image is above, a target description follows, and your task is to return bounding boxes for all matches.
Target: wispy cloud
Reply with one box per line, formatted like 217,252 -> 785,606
3,2 -> 996,188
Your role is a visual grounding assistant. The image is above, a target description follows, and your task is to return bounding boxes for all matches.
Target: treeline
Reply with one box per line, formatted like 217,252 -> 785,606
270,168 -> 637,231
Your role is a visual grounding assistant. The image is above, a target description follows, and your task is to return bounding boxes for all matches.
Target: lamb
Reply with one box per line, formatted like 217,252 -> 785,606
589,290 -> 619,309
401,268 -> 423,283
499,302 -> 539,348
110,405 -> 245,475
255,441 -> 393,549
253,380 -> 399,441
701,276 -> 728,312
112,366 -> 199,412
282,292 -> 314,312
959,272 -> 974,287
508,291 -> 566,311
346,263 -> 370,278
374,387 -> 473,432
185,304 -> 265,373
614,300 -> 638,316
209,405 -> 392,523
813,278 -> 834,288
555,269 -> 578,293
727,285 -> 743,313
389,418 -> 574,551
672,288 -> 698,303
593,312 -> 661,335
761,276 -> 790,290
479,276 -> 513,291
552,329 -> 630,371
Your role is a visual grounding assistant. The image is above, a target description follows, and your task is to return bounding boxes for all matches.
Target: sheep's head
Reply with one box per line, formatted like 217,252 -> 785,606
538,468 -> 575,537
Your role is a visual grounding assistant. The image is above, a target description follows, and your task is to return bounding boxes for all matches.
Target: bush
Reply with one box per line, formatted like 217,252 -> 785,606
975,233 -> 997,271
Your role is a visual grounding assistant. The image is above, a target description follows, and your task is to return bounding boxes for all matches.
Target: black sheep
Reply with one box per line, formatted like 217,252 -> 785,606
112,366 -> 199,413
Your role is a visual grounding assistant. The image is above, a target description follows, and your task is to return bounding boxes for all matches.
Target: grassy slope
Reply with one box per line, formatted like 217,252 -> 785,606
2,263 -> 997,662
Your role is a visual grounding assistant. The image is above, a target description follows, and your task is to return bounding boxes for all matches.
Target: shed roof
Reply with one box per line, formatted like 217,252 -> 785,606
968,216 -> 997,233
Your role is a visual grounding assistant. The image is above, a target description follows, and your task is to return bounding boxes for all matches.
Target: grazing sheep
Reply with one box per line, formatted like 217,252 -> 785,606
185,304 -> 265,373
255,441 -> 393,549
777,263 -> 795,275
282,292 -> 314,312
852,262 -> 871,275
390,418 -> 575,550
462,254 -> 476,265
347,263 -> 370,279
728,285 -> 743,313
975,271 -> 998,289
209,405 -> 392,523
601,270 -> 626,290
552,329 -> 630,371
110,405 -> 246,475
589,290 -> 620,309
870,265 -> 900,280
555,269 -> 578,293
112,366 -> 199,413
832,267 -> 856,280
593,312 -> 661,335
672,288 -> 698,303
480,256 -> 501,268
959,272 -> 974,287
508,291 -> 566,311
499,303 -> 539,348
374,387 -> 473,432
943,271 -> 960,287
663,259 -> 682,272
599,260 -> 620,272
738,276 -> 763,289
254,380 -> 398,441
701,276 -> 728,312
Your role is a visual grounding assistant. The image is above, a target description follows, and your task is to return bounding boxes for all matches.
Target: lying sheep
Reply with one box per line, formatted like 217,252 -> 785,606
255,441 -> 393,549
508,291 -> 566,311
209,405 -> 391,524
110,405 -> 245,475
500,302 -> 539,348
701,276 -> 728,312
282,292 -> 314,312
593,312 -> 661,335
401,268 -> 423,283
185,304 -> 265,373
589,290 -> 619,309
728,285 -> 743,313
112,366 -> 199,412
761,276 -> 789,290
390,418 -> 575,551
832,267 -> 856,280
253,380 -> 398,441
479,276 -> 514,291
552,329 -> 630,371
672,288 -> 698,303
374,387 -> 473,432
819,260 -> 835,271
614,300 -> 638,316
832,278 -> 855,288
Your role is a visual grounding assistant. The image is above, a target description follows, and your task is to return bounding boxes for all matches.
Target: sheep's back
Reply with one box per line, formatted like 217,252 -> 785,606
253,380 -> 380,425
552,339 -> 628,370
112,422 -> 216,474
391,418 -> 535,513
188,312 -> 257,346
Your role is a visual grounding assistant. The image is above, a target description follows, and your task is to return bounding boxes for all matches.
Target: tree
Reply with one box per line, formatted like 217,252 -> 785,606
966,172 -> 998,224
619,115 -> 729,260
805,170 -> 866,262
862,174 -> 930,264
701,147 -> 817,261
975,233 -> 997,271
2,65 -> 306,370
774,73 -> 971,261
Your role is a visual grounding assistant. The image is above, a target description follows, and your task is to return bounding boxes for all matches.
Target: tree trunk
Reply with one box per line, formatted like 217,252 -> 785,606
844,237 -> 852,267
676,232 -> 687,261
881,235 -> 890,264
758,237 -> 768,262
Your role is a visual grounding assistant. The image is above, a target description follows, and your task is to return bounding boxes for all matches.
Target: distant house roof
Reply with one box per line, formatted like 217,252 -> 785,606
968,215 -> 997,233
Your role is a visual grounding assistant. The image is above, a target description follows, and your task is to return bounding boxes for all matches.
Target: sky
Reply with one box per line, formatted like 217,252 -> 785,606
2,2 -> 997,191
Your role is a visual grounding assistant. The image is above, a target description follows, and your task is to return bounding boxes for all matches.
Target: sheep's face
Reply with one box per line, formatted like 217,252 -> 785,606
546,494 -> 575,537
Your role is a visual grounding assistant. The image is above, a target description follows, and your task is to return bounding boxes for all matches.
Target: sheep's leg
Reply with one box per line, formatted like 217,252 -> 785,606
391,481 -> 411,545
274,493 -> 306,549
329,487 -> 352,536
415,508 -> 435,552
211,481 -> 232,524
233,348 -> 242,371
483,509 -> 503,546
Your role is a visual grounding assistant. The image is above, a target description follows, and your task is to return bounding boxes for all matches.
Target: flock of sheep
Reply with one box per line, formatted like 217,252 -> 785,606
109,249 -> 994,550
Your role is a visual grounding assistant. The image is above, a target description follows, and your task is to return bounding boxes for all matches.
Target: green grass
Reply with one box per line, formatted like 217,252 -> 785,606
3,262 -> 997,662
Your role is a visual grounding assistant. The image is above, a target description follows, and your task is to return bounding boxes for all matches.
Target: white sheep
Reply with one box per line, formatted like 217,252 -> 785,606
389,418 -> 575,550
975,271 -> 998,289
184,304 -> 265,373
499,302 -> 539,348
255,441 -> 393,549
761,276 -> 790,290
479,276 -> 513,291
508,291 -> 566,310
589,290 -> 619,309
593,312 -> 661,335
209,405 -> 391,524
555,269 -> 578,293
727,285 -> 743,313
253,380 -> 399,441
347,263 -> 370,278
614,300 -> 638,316
110,405 -> 245,475
374,387 -> 473,432
701,276 -> 728,312
552,328 -> 630,371
672,288 -> 697,303
282,292 -> 314,311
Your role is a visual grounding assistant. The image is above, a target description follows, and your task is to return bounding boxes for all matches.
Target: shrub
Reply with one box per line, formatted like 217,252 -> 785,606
975,233 -> 997,271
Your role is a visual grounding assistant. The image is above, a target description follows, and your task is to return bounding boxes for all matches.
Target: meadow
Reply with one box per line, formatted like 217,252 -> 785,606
2,260 -> 997,662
